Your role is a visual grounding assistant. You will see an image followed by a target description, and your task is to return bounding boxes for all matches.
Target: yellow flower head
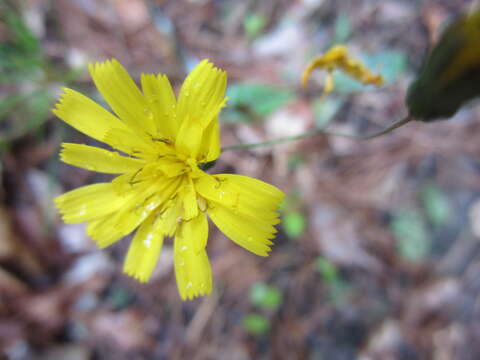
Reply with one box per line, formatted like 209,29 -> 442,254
53,59 -> 285,300
302,45 -> 384,96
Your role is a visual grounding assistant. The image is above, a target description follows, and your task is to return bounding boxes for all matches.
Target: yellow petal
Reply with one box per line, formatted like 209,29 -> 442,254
60,143 -> 145,173
198,117 -> 221,162
86,189 -> 159,248
302,45 -> 384,95
159,198 -> 182,237
181,178 -> 198,220
52,88 -> 129,143
89,59 -> 156,136
141,73 -> 178,140
197,174 -> 284,214
195,175 -> 238,208
86,216 -> 126,248
55,183 -> 127,224
87,204 -> 149,249
188,211 -> 208,253
103,128 -> 160,158
123,216 -> 164,282
324,72 -> 335,94
156,158 -> 188,178
196,174 -> 284,256
174,214 -> 212,300
176,117 -> 204,158
207,206 -> 275,256
87,179 -> 177,248
175,60 -> 227,158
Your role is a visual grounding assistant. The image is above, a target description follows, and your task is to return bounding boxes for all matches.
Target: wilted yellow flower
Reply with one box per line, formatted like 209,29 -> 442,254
53,59 -> 284,300
302,45 -> 384,95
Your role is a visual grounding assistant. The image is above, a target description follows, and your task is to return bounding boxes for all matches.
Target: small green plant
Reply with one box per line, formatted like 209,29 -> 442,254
242,313 -> 270,336
0,3 -> 78,147
249,282 -> 283,310
282,211 -> 306,239
243,282 -> 282,337
244,13 -> 267,39
280,193 -> 307,239
421,183 -> 451,228
315,257 -> 351,303
391,209 -> 431,261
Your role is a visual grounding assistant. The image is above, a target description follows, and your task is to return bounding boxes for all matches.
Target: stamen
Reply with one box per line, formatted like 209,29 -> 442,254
129,168 -> 143,186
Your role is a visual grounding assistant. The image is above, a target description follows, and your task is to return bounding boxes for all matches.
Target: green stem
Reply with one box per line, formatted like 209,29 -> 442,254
221,116 -> 412,152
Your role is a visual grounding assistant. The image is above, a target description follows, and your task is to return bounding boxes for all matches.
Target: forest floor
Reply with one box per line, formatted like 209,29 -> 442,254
1,0 -> 480,359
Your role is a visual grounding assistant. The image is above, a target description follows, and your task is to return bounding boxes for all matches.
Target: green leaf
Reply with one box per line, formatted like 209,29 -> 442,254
27,91 -> 52,127
249,283 -> 282,310
244,13 -> 267,38
282,211 -> 306,239
315,257 -> 339,283
313,97 -> 344,128
391,210 -> 431,261
334,14 -> 351,43
221,108 -> 252,123
226,83 -> 295,118
0,7 -> 43,84
332,72 -> 364,93
364,50 -> 407,83
421,183 -> 451,227
242,314 -> 270,336
0,94 -> 27,120
314,257 -> 351,303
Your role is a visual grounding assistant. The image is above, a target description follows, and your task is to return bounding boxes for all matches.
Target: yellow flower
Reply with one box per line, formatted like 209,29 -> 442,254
302,45 -> 384,96
53,59 -> 285,300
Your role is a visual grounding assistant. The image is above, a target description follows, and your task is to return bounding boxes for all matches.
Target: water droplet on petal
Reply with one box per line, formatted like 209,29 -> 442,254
197,197 -> 207,212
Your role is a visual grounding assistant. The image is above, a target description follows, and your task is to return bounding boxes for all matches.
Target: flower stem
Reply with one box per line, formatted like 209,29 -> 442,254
221,116 -> 412,152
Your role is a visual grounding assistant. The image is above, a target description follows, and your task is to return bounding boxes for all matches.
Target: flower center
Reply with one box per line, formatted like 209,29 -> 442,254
156,154 -> 204,180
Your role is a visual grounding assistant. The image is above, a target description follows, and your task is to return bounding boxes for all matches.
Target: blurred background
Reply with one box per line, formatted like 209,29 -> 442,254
2,0 -> 480,359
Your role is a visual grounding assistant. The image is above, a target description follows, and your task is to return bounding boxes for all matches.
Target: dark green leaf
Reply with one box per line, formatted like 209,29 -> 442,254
242,314 -> 270,336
